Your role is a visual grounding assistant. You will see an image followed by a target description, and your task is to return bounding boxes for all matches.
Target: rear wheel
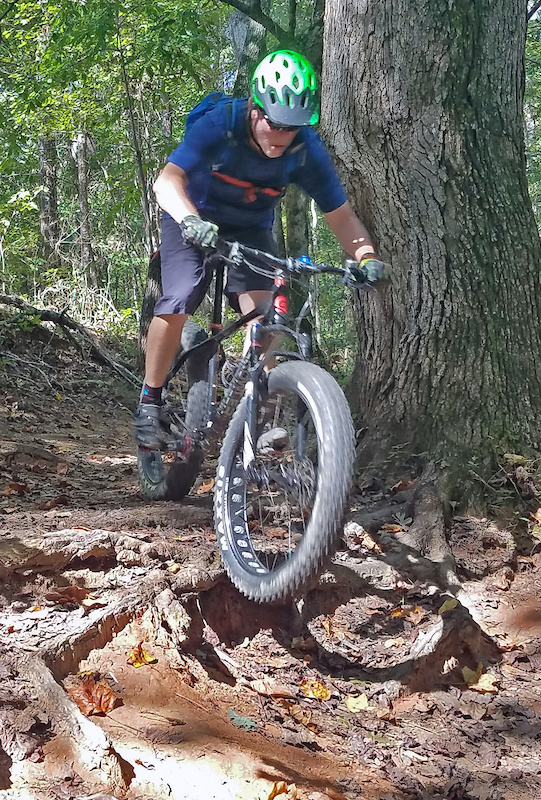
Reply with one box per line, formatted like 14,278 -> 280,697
214,361 -> 355,602
137,317 -> 210,501
137,380 -> 209,500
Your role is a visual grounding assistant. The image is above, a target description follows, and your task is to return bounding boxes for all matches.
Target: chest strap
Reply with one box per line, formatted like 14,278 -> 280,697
213,171 -> 284,203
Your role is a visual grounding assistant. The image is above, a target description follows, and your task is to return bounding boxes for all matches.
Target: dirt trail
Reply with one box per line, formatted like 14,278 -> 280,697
1,327 -> 541,800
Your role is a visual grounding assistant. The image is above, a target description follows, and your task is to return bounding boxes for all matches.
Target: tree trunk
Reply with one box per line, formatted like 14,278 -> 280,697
73,132 -> 98,289
284,184 -> 311,318
37,136 -> 61,273
229,6 -> 269,96
322,0 -> 541,494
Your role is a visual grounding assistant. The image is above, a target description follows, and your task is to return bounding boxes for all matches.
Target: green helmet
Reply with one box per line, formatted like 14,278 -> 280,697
251,50 -> 319,128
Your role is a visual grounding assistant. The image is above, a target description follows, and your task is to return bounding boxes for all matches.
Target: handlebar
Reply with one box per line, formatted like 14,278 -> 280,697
213,238 -> 377,291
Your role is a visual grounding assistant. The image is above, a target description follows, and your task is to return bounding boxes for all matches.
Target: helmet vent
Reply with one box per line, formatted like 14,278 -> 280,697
292,74 -> 299,90
269,89 -> 277,104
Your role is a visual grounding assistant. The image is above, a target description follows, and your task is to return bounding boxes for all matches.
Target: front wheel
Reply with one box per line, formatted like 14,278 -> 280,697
214,361 -> 355,603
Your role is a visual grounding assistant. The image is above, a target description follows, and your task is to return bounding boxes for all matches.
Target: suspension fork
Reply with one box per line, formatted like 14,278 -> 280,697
241,321 -> 268,472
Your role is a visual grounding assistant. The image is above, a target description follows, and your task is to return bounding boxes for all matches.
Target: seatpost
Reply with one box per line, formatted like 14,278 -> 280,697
207,261 -> 225,411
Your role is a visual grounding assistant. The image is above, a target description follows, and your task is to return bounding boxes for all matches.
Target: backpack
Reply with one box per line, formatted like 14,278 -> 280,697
185,91 -> 238,143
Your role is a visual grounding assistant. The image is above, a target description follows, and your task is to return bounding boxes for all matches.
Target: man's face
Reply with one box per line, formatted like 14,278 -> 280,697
250,108 -> 299,158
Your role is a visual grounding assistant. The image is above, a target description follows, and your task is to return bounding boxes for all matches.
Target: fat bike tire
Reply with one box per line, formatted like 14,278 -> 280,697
214,361 -> 355,603
137,380 -> 209,501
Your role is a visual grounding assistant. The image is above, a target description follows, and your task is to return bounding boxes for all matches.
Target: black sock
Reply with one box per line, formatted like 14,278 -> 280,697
141,384 -> 163,404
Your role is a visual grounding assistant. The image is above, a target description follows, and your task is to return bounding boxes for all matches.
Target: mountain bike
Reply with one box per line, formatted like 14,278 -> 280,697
137,239 -> 374,603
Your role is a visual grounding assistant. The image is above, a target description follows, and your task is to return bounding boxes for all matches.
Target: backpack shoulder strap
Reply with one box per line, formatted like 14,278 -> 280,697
224,97 -> 244,142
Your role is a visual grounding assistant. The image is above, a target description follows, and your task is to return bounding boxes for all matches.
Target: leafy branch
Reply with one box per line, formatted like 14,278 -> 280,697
221,0 -> 296,48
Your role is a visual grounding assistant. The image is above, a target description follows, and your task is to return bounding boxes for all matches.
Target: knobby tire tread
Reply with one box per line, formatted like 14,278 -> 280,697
214,361 -> 355,603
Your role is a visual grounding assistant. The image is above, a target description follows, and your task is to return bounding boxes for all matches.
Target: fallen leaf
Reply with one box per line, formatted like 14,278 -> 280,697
268,781 -> 288,800
280,701 -> 313,728
34,495 -> 69,510
354,530 -> 382,552
344,693 -> 370,712
67,676 -> 121,716
493,568 -> 514,591
227,709 -> 258,731
127,642 -> 158,668
197,478 -> 215,494
391,694 -> 434,714
462,662 -> 483,685
45,586 -> 89,605
467,673 -> 500,694
56,461 -> 68,475
405,605 -> 427,624
300,679 -> 331,701
380,523 -> 404,533
442,656 -> 460,674
375,707 -> 396,721
500,663 -> 526,677
438,597 -> 458,614
291,636 -> 317,652
265,527 -> 288,539
391,478 -> 418,493
81,597 -> 106,613
250,678 -> 296,698
1,482 -> 29,496
28,461 -> 48,474
321,616 -> 333,637
384,636 -> 406,648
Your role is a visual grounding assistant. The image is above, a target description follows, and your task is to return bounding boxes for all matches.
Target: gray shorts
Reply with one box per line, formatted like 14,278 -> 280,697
153,217 -> 276,316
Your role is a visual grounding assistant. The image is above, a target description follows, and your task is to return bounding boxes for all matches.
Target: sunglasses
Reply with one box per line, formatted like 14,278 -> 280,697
262,112 -> 299,133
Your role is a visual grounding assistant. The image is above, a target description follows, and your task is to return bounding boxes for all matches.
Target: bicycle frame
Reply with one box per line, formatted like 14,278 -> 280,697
165,249 -> 314,451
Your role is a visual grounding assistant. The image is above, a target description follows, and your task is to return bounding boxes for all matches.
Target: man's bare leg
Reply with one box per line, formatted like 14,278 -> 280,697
144,313 -> 188,389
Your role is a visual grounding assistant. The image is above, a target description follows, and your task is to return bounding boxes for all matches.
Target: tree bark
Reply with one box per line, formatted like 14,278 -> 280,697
284,184 -> 311,317
73,132 -> 99,289
37,136 -> 61,273
322,0 -> 541,493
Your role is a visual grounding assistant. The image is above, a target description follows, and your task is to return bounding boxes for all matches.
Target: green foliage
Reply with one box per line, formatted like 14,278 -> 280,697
0,0 -> 231,303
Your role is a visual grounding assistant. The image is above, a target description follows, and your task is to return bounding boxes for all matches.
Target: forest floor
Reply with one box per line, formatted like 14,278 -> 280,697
1,320 -> 541,800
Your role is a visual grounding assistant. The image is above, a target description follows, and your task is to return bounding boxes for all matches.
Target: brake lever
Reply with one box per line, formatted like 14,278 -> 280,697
342,259 -> 374,291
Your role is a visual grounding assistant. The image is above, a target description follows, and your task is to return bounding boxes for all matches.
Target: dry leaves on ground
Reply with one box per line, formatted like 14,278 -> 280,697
67,675 -> 122,716
127,642 -> 158,668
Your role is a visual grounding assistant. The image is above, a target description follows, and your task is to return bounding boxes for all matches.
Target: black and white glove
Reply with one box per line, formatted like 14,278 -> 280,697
179,214 -> 219,249
359,256 -> 386,284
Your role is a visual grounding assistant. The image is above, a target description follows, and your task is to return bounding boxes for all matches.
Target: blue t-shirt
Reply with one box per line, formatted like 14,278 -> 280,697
167,99 -> 348,229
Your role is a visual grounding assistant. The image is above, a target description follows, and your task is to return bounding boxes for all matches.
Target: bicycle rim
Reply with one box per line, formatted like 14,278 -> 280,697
215,361 -> 354,602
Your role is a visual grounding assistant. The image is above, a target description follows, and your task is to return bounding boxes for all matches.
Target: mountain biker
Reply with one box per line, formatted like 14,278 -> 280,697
135,49 -> 385,450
